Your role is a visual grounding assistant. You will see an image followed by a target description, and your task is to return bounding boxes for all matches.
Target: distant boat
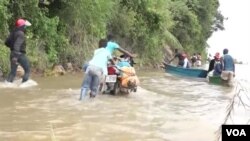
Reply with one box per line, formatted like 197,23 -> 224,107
163,64 -> 207,78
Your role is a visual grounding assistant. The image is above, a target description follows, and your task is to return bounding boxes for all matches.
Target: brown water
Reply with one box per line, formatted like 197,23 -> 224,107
0,68 -> 243,141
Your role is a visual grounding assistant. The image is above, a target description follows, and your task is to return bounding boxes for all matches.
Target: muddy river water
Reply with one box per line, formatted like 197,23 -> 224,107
0,64 -> 249,141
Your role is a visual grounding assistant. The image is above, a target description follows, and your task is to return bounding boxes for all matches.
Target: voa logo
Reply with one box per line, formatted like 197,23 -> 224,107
226,129 -> 246,136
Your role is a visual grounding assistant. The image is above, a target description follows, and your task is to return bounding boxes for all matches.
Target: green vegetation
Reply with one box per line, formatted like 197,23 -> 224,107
0,0 -> 224,75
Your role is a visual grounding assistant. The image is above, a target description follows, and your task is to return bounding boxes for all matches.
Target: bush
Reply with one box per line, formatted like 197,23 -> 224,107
0,43 -> 10,76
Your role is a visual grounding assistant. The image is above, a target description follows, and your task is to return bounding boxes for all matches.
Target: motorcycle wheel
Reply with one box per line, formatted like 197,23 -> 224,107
111,81 -> 120,95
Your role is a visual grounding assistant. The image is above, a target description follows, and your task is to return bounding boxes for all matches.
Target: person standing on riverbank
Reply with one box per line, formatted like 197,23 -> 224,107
80,39 -> 113,100
4,18 -> 31,83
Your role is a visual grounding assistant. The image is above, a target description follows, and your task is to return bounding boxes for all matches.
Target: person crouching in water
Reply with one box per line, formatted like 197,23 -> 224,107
79,39 -> 113,100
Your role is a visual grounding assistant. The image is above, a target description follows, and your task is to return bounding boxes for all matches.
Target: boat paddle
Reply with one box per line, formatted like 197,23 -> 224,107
162,57 -> 175,67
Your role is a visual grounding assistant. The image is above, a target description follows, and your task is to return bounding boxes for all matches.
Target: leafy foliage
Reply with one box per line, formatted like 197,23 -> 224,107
0,44 -> 10,75
0,0 -> 224,74
0,0 -> 10,39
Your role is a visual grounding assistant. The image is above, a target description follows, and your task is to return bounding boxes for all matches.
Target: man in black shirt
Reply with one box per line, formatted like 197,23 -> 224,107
5,18 -> 32,83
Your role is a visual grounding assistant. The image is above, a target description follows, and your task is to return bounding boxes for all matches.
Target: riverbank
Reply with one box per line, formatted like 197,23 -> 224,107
1,44 -> 213,81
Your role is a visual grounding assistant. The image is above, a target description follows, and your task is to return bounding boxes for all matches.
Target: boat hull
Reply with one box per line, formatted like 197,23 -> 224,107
164,64 -> 207,78
208,76 -> 222,85
208,76 -> 234,87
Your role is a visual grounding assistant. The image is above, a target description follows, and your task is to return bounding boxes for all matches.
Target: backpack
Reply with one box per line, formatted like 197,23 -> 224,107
4,33 -> 13,48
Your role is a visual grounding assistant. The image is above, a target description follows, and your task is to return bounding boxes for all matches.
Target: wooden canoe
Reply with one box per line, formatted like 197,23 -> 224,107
164,64 -> 207,78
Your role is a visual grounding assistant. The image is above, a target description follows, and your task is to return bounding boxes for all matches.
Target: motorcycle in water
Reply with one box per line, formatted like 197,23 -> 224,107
103,57 -> 139,95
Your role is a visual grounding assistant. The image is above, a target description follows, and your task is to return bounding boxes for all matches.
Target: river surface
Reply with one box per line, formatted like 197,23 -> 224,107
0,64 -> 249,141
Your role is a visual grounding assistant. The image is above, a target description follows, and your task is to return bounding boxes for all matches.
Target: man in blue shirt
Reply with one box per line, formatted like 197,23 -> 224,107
220,48 -> 235,86
106,34 -> 136,58
221,48 -> 235,73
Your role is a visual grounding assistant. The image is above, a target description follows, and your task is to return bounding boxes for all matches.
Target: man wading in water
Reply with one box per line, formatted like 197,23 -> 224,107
4,18 -> 32,84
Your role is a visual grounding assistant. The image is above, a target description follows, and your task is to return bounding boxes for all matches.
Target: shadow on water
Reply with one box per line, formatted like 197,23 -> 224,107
0,69 -> 241,141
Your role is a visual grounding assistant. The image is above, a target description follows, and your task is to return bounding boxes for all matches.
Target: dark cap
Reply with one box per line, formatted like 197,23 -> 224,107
223,48 -> 228,54
107,33 -> 114,41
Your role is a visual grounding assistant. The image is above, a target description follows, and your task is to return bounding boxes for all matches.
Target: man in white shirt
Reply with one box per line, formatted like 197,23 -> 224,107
80,39 -> 113,100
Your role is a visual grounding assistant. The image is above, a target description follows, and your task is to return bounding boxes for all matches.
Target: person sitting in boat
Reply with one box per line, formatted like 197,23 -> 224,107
173,49 -> 184,66
181,53 -> 191,68
195,53 -> 202,67
171,49 -> 190,68
213,52 -> 222,76
190,53 -> 197,67
207,56 -> 216,74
